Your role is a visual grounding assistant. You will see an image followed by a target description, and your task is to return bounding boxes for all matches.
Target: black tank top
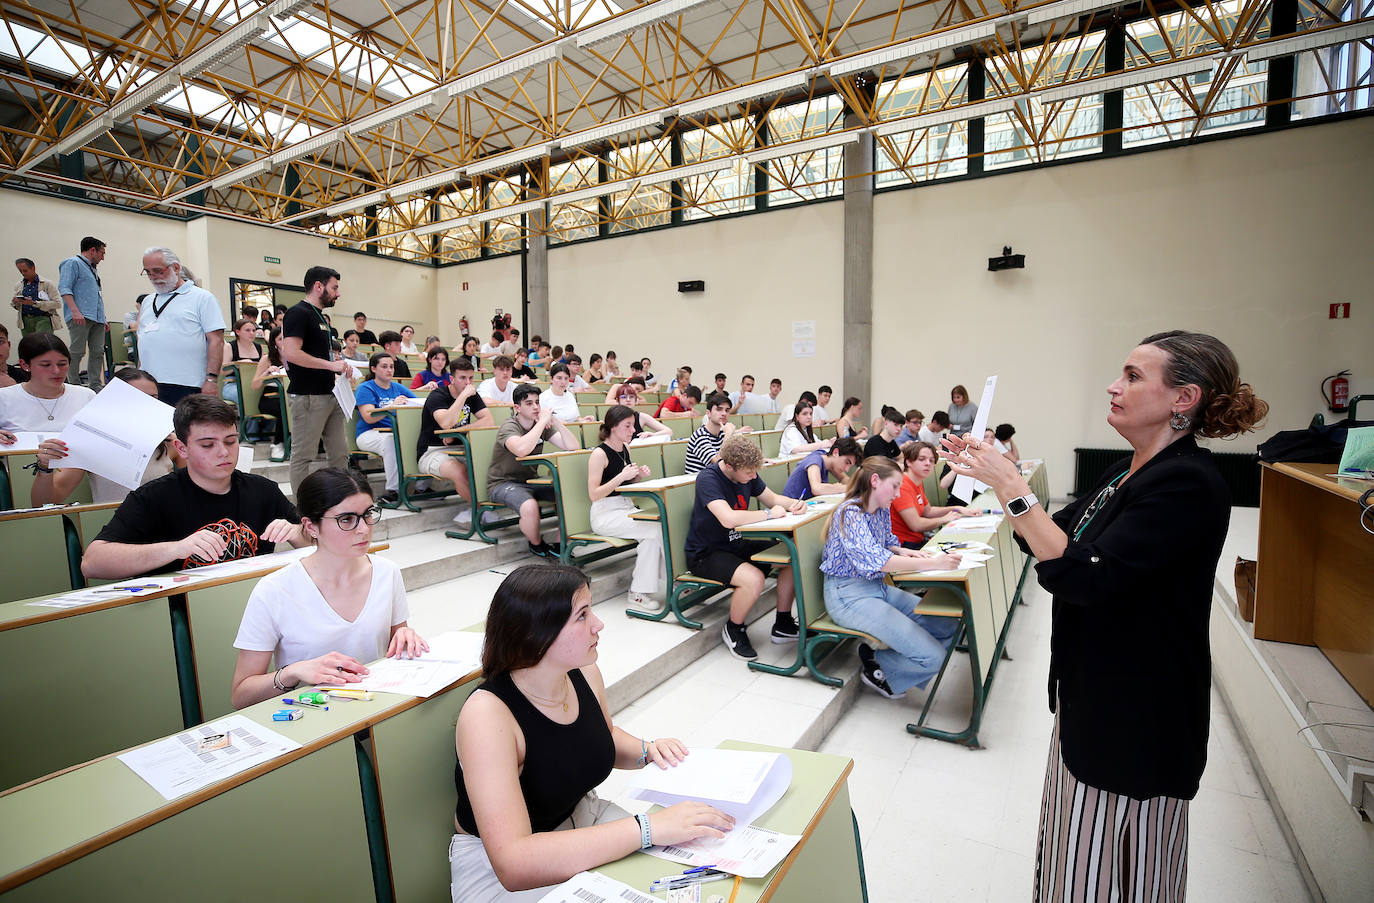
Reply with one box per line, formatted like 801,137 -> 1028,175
454,669 -> 615,835
598,442 -> 633,486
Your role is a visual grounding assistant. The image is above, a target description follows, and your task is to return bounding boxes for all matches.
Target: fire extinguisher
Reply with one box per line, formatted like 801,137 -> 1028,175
459,315 -> 470,335
1322,370 -> 1350,413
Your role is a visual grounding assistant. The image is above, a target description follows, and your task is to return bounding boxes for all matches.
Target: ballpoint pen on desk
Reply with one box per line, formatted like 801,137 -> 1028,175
649,870 -> 729,892
93,584 -> 162,594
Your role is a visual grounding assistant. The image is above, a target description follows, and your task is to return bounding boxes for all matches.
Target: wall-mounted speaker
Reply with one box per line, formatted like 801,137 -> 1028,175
678,280 -> 705,293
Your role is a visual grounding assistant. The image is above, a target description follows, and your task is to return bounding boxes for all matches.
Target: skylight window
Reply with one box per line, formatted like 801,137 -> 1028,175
0,21 -> 92,77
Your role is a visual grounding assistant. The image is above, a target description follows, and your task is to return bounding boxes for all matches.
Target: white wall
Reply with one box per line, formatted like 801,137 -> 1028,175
547,201 -> 846,394
872,116 -> 1374,497
435,254 -> 523,345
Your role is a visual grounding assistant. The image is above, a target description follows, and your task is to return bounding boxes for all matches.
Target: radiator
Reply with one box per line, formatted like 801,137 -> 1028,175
1072,447 -> 1261,506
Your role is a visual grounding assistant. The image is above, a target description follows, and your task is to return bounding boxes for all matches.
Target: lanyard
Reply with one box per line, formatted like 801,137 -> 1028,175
80,256 -> 101,288
151,285 -> 182,319
1072,471 -> 1128,541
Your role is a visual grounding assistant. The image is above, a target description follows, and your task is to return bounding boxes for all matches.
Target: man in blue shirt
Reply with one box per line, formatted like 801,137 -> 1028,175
136,247 -> 227,405
57,236 -> 107,390
354,351 -> 417,504
10,258 -> 61,336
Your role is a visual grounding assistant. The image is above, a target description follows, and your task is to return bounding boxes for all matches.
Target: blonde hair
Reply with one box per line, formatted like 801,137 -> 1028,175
823,456 -> 901,544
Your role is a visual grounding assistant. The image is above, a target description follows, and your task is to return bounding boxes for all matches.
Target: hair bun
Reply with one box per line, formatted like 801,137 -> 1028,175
1198,382 -> 1269,439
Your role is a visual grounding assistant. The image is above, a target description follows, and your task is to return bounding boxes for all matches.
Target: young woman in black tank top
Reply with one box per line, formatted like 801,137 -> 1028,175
451,565 -> 733,901
585,406 -> 666,611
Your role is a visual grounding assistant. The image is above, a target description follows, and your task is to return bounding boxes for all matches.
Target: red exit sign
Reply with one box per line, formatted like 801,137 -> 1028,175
1329,302 -> 1350,319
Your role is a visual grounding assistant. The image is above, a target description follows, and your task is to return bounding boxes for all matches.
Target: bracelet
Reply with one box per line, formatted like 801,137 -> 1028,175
23,460 -> 53,475
205,373 -> 219,380
638,737 -> 649,767
634,812 -> 653,850
272,666 -> 291,692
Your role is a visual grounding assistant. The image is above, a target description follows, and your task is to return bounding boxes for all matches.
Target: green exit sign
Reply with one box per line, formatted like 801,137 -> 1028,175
264,256 -> 281,264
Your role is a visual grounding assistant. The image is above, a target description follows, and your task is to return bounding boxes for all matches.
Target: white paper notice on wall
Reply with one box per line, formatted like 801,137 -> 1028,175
952,375 -> 998,503
792,339 -> 816,358
792,320 -> 816,339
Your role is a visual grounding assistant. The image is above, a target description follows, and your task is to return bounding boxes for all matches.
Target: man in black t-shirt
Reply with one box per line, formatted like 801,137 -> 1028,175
84,396 -> 306,580
281,266 -> 351,497
351,312 -> 378,345
416,357 -> 494,526
683,435 -> 805,661
864,408 -> 904,461
379,331 -> 411,378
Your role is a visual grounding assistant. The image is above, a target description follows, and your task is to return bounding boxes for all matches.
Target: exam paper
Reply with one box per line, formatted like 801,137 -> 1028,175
56,378 -> 174,490
118,713 -> 301,801
320,656 -> 470,698
536,872 -> 659,903
625,748 -> 792,827
649,824 -> 802,879
176,545 -> 313,577
417,630 -> 485,671
941,515 -> 1002,533
952,375 -> 998,503
3,430 -> 58,451
333,373 -> 357,417
25,576 -> 198,608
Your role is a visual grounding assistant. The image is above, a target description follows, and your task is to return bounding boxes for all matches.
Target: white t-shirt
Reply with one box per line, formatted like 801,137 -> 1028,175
739,392 -> 780,415
779,424 -> 814,457
774,404 -> 794,432
570,375 -> 590,391
477,378 -> 515,404
233,555 -> 409,668
813,404 -> 830,423
994,439 -> 1011,456
0,382 -> 95,430
918,425 -> 945,445
539,388 -> 581,422
400,341 -> 419,355
479,343 -> 500,355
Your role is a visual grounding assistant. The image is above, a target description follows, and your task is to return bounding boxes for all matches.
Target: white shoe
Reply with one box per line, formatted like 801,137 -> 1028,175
452,506 -> 472,527
270,443 -> 285,459
626,591 -> 662,613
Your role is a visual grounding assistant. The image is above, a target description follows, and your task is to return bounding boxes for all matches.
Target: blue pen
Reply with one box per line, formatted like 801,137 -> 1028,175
683,865 -> 717,874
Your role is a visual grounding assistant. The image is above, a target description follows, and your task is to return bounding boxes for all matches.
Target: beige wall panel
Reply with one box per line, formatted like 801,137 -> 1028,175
435,253 -> 524,344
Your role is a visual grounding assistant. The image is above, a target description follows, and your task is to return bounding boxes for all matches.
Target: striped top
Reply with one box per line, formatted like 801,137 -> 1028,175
684,423 -> 722,474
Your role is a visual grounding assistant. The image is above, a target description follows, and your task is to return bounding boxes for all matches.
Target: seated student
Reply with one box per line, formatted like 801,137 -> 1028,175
711,372 -> 728,399
510,348 -> 537,381
585,353 -> 605,383
490,383 -> 578,558
411,346 -> 452,390
477,354 -> 518,403
587,406 -> 666,608
863,408 -> 905,460
399,325 -> 419,355
459,336 -> 482,372
814,385 -> 833,424
603,379 -> 670,440
565,354 -> 591,390
667,366 -> 692,394
739,378 -> 782,415
355,351 -> 418,504
498,329 -> 520,356
250,326 -> 288,458
528,342 -> 551,365
779,401 -> 831,456
684,392 -> 750,474
655,384 -> 700,418
604,350 -> 621,377
341,329 -> 369,362
452,564 -> 731,901
639,357 -> 658,388
229,467 -> 427,709
918,410 -> 950,445
782,437 -> 861,500
479,330 -> 504,356
606,376 -> 641,406
549,345 -> 565,366
833,397 -> 868,439
727,374 -> 755,414
83,396 -> 307,579
774,391 -> 818,432
819,456 -> 962,699
891,441 -> 978,549
418,357 -> 496,528
351,312 -> 379,345
31,367 -> 177,505
223,318 -> 262,406
869,405 -> 900,439
0,324 -> 22,387
686,435 -> 807,660
993,422 -> 1020,464
378,331 -> 412,379
895,409 -> 924,448
540,363 -> 589,422
424,335 -> 443,353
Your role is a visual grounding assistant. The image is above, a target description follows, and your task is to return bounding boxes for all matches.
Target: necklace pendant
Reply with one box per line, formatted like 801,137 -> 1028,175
47,415 -> 54,421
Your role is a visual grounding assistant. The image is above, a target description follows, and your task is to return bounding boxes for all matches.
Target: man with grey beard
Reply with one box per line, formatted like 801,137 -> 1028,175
137,247 -> 227,405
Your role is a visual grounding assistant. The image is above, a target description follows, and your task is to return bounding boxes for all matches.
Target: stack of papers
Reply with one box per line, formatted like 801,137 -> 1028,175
320,630 -> 484,698
941,515 -> 1002,533
26,576 -> 203,608
537,872 -> 659,903
118,714 -> 301,801
176,545 -> 313,577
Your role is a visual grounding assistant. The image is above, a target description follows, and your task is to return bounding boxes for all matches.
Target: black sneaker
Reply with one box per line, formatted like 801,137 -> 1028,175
721,620 -> 758,660
528,541 -> 552,559
770,613 -> 818,644
857,643 -> 901,699
545,541 -> 561,557
380,490 -> 399,503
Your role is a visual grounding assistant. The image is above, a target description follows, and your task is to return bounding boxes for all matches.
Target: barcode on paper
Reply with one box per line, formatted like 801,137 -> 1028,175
620,889 -> 658,903
660,845 -> 693,857
572,889 -> 604,903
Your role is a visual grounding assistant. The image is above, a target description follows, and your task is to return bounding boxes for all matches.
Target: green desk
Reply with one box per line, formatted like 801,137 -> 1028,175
598,740 -> 864,903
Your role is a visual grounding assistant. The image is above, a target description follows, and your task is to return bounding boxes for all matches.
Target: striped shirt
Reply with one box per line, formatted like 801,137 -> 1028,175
683,423 -> 723,474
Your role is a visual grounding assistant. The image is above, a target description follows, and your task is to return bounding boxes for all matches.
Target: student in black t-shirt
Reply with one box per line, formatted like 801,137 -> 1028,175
83,396 -> 306,580
510,348 -> 537,381
282,266 -> 352,497
351,311 -> 378,345
684,435 -> 806,661
378,331 -> 411,378
416,357 -> 494,527
863,408 -> 904,460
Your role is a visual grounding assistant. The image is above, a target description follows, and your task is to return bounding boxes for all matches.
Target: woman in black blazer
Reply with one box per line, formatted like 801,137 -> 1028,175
942,331 -> 1267,903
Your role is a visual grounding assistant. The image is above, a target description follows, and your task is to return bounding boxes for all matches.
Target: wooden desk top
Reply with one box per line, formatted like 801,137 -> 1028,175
1266,461 -> 1370,503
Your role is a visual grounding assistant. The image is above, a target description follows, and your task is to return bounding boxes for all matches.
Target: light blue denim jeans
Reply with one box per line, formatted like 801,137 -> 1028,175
823,574 -> 960,694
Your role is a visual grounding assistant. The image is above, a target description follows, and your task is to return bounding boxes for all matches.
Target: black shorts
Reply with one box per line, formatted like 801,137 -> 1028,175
688,539 -> 777,585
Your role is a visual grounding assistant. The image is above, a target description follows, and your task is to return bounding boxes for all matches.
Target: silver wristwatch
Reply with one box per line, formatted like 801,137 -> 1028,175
1006,492 -> 1040,517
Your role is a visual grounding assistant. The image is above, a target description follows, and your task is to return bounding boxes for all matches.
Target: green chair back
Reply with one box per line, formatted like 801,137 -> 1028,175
661,439 -> 688,476
629,443 -> 665,481
756,429 -> 782,459
0,511 -> 75,601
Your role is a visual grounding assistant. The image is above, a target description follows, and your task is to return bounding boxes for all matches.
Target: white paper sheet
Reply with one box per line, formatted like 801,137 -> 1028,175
25,576 -> 202,608
417,630 -> 485,669
56,378 -> 174,490
236,445 -> 255,473
3,430 -> 58,451
117,713 -> 301,801
536,871 -> 660,903
617,473 -> 696,491
940,515 -> 1002,533
648,824 -> 802,879
319,656 -> 471,698
175,545 -> 313,577
333,373 -> 357,417
951,375 -> 998,503
919,555 -> 986,576
625,748 -> 792,827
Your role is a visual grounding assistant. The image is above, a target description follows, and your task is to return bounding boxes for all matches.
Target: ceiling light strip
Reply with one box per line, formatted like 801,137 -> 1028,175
576,0 -> 717,48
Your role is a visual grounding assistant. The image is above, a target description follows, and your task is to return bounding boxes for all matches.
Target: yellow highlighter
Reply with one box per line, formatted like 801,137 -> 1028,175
327,688 -> 375,701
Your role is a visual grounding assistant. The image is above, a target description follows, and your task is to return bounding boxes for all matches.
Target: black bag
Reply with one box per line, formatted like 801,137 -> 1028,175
1257,417 -> 1373,464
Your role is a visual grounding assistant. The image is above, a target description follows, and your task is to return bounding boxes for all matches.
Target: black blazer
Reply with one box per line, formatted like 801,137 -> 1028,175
1028,434 -> 1230,801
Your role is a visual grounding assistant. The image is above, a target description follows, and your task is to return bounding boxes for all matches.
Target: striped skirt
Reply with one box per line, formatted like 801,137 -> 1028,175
1034,719 -> 1190,902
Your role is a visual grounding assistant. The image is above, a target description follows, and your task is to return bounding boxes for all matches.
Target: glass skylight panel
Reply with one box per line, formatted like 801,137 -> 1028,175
1,22 -> 92,77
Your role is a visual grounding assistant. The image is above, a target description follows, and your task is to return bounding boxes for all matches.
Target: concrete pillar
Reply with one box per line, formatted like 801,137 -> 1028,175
525,207 -> 550,340
842,116 -> 874,410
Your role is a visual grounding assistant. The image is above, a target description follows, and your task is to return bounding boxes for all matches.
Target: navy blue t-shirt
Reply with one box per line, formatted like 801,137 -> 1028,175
684,464 -> 767,559
783,449 -> 829,500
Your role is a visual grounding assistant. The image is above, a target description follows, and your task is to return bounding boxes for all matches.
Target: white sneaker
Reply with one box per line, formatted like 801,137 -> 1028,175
626,591 -> 662,613
270,443 -> 285,459
452,506 -> 473,527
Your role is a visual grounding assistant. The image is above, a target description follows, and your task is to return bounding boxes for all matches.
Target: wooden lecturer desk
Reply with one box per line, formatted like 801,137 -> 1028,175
1255,462 -> 1374,706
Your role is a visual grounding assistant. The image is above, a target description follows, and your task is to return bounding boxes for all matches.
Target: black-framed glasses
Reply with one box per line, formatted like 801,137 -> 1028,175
322,505 -> 383,531
140,265 -> 175,277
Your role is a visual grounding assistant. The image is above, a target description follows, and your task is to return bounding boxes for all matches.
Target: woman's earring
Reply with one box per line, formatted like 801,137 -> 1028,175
1169,411 -> 1191,431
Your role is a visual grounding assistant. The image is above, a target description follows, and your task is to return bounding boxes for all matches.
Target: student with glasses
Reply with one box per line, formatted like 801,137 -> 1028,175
230,467 -> 428,709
